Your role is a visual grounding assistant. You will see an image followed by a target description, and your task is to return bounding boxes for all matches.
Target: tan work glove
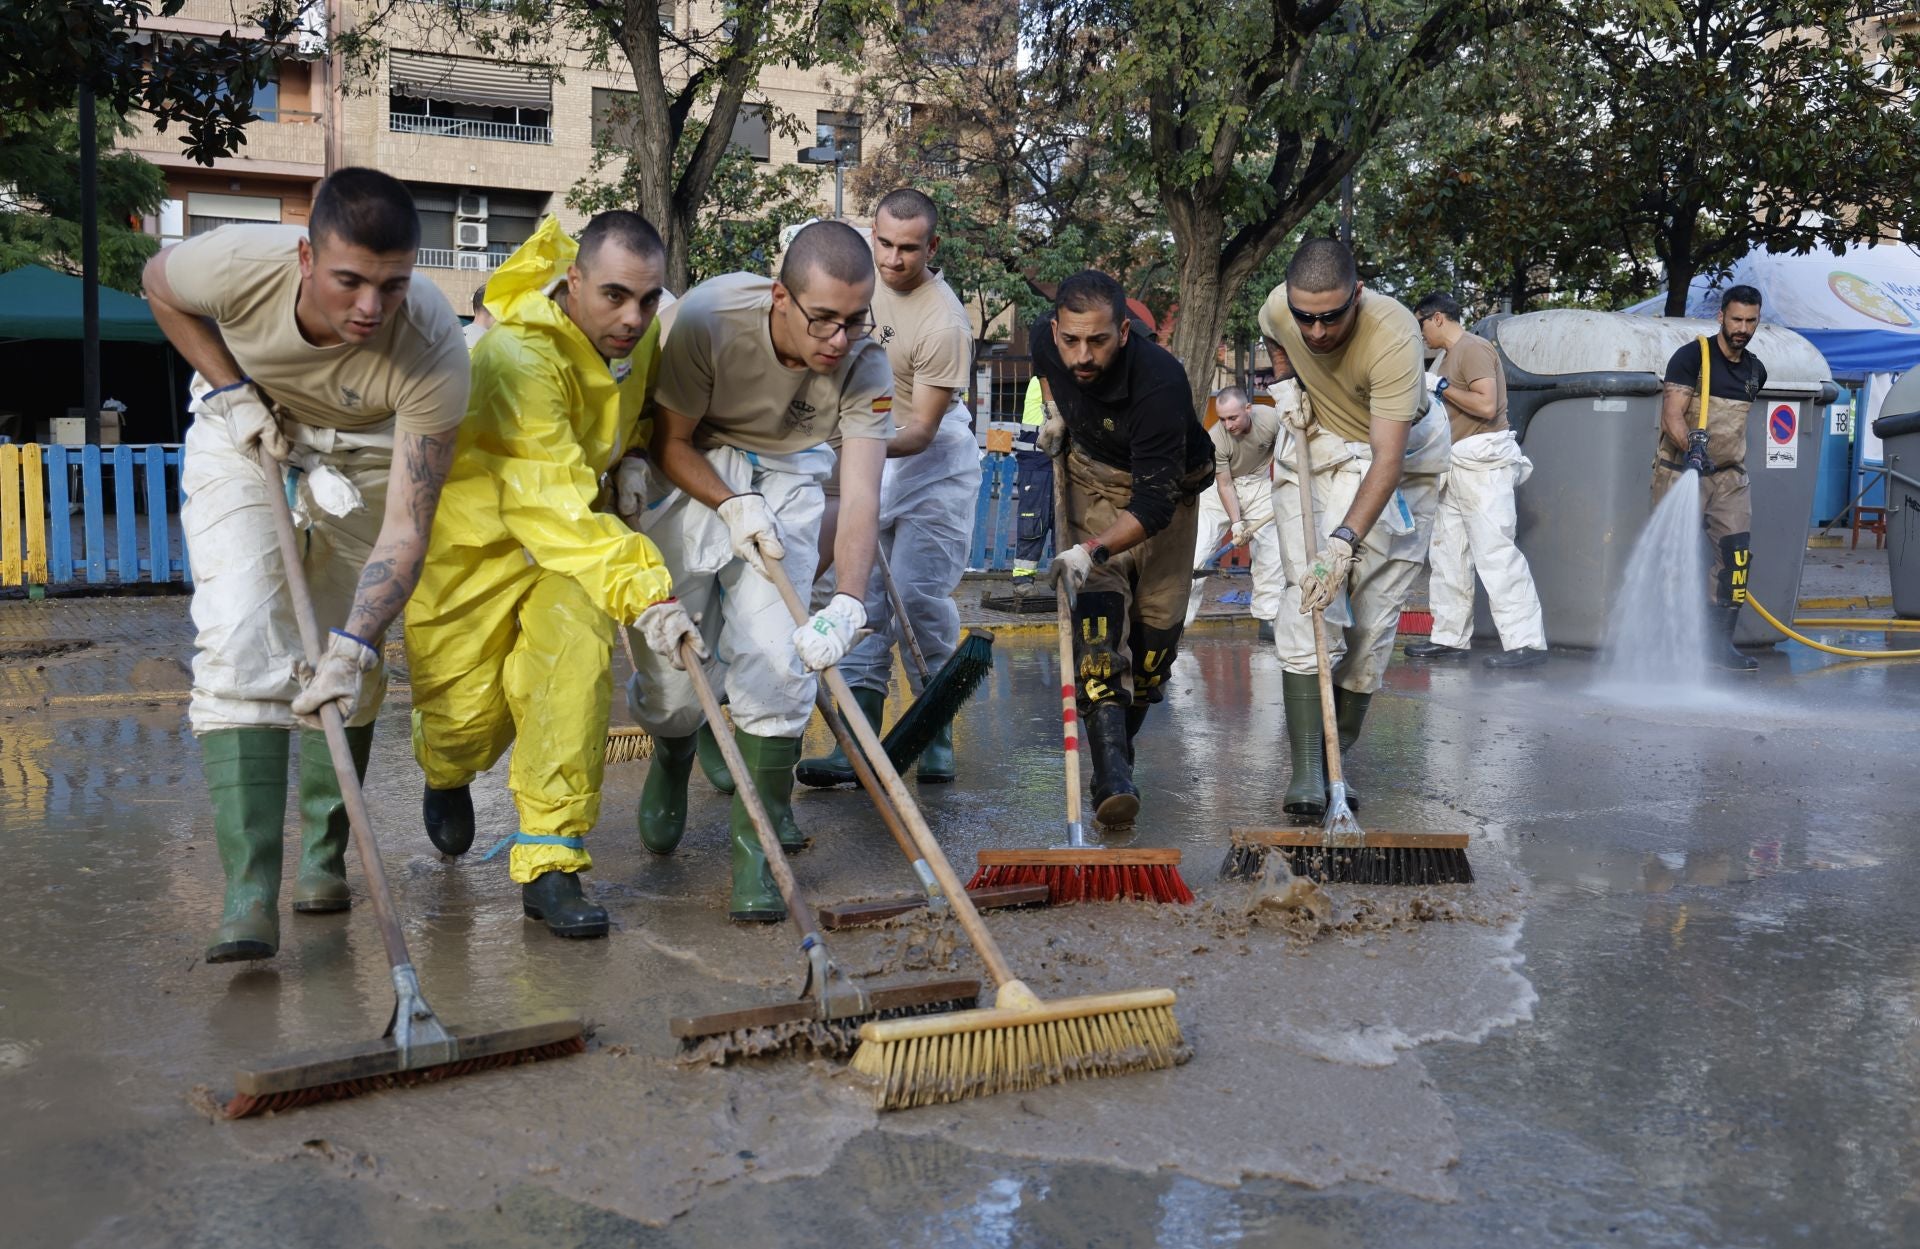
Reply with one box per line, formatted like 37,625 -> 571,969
1272,379 -> 1314,432
1047,540 -> 1096,595
1297,534 -> 1356,615
291,629 -> 381,729
637,598 -> 707,670
203,378 -> 292,462
1036,397 -> 1068,458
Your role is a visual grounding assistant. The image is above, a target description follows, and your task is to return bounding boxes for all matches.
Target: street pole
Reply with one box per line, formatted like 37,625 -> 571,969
833,154 -> 844,220
79,84 -> 102,444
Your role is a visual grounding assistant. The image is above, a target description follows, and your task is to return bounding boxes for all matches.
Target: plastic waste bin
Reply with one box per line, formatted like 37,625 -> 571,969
1869,369 -> 1920,619
1473,310 -> 1836,647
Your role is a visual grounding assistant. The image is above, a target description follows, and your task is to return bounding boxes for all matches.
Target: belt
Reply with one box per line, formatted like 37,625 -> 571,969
1659,458 -> 1746,478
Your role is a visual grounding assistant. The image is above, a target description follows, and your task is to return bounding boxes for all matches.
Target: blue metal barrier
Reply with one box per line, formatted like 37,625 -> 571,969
41,444 -> 190,586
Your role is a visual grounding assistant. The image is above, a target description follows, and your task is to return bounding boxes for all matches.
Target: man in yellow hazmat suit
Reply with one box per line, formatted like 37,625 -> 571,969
404,212 -> 698,938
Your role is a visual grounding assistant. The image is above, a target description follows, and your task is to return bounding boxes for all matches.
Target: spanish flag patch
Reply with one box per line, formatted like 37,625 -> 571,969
873,395 -> 893,415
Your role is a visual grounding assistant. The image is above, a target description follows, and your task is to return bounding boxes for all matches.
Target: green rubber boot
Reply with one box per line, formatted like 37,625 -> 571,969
1281,672 -> 1327,822
728,731 -> 803,921
638,733 -> 697,855
1330,687 -> 1371,814
202,728 -> 289,963
291,725 -> 373,913
917,720 -> 956,783
795,686 -> 884,788
695,721 -> 735,794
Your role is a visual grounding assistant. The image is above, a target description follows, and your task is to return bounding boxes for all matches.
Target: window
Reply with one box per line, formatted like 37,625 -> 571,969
658,0 -> 675,32
815,111 -> 861,164
406,182 -> 548,267
591,87 -> 641,149
388,51 -> 553,145
730,104 -> 769,161
186,193 -> 280,237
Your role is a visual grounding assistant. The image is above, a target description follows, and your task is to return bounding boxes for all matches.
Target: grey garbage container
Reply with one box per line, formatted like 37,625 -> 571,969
1472,310 -> 1835,648
1869,368 -> 1920,619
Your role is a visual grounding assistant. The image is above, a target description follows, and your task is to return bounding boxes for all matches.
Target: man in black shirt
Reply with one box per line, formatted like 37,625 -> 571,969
1654,284 -> 1768,670
1035,270 -> 1213,826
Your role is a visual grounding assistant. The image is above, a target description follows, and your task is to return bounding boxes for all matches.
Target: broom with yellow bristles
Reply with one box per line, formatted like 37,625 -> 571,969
764,550 -> 1189,1109
605,628 -> 655,763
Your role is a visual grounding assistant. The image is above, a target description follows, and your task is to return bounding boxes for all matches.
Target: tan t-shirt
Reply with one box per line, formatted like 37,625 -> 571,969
655,272 -> 894,455
162,224 -> 468,436
1437,330 -> 1509,443
871,271 -> 973,418
1259,286 -> 1424,444
1210,402 -> 1281,478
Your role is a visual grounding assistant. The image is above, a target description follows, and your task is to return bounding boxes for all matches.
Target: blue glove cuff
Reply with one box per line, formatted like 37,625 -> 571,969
204,377 -> 255,397
329,627 -> 379,654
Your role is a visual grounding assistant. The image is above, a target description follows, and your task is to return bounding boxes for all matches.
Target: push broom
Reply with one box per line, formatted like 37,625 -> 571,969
604,627 -> 655,765
871,544 -> 995,775
1220,422 -> 1472,889
221,447 -> 585,1119
668,635 -> 978,1063
968,426 -> 1195,905
765,552 -> 1188,1109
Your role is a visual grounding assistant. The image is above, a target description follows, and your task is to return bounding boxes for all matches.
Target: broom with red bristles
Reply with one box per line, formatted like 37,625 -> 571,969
967,418 -> 1194,906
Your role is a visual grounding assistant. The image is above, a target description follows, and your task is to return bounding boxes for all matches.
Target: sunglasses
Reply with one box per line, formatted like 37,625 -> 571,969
1288,285 -> 1359,328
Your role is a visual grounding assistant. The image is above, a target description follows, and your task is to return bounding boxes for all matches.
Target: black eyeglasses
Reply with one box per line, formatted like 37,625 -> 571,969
1288,285 -> 1359,328
802,307 -> 875,342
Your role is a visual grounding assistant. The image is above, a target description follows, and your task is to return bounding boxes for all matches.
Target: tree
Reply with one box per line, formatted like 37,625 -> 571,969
0,109 -> 167,290
1394,1 -> 1920,315
349,0 -> 899,293
2,1 -> 291,164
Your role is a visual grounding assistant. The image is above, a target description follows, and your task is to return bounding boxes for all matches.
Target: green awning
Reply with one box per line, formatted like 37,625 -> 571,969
0,265 -> 168,344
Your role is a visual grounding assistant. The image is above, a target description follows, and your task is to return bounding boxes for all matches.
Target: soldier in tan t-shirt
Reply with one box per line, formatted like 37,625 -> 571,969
1255,239 -> 1451,822
1406,293 -> 1547,669
800,188 -> 982,787
141,168 -> 468,965
627,221 -> 893,922
1184,387 -> 1286,630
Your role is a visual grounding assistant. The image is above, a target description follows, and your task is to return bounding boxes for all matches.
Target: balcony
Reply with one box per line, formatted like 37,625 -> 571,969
389,114 -> 552,145
416,249 -> 505,271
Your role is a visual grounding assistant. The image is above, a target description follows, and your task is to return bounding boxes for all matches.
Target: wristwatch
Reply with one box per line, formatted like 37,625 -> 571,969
1085,541 -> 1111,566
1330,525 -> 1360,548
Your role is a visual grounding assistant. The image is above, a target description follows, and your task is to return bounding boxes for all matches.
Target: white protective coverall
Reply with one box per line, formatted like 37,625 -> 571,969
838,403 -> 983,694
404,217 -> 671,884
1270,387 -> 1451,693
1426,429 -> 1546,652
1186,466 -> 1283,627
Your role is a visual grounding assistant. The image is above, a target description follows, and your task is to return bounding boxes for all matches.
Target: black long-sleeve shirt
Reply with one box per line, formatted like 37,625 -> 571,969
1029,315 -> 1213,535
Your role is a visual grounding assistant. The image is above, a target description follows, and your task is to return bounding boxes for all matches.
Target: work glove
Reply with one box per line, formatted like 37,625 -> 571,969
1229,519 -> 1253,548
1273,380 -> 1314,432
717,492 -> 785,577
290,629 -> 382,729
1047,541 -> 1096,596
613,455 -> 649,522
285,447 -> 365,524
1683,429 -> 1714,477
637,598 -> 707,670
1036,398 -> 1068,458
792,592 -> 866,672
1297,534 -> 1357,615
203,379 -> 292,462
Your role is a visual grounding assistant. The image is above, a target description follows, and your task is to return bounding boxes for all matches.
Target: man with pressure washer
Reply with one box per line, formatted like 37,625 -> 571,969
1034,270 -> 1213,828
1654,285 -> 1767,672
142,168 -> 469,964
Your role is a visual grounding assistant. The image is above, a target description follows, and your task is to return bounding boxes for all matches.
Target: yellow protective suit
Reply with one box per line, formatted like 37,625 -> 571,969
405,216 -> 672,884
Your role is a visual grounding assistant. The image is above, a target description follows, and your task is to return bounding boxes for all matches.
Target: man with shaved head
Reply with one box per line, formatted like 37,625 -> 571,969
628,220 -> 893,923
403,211 -> 679,938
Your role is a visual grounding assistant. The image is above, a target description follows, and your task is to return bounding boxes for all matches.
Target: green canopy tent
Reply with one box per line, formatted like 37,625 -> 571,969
0,265 -> 182,440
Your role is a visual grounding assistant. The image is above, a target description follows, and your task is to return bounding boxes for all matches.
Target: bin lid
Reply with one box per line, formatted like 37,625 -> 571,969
1872,368 -> 1920,439
1490,309 -> 1831,395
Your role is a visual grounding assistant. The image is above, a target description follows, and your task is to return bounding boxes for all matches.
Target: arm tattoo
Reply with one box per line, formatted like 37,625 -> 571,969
344,430 -> 457,642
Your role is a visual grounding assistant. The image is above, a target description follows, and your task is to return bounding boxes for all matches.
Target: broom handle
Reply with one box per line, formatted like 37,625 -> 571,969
812,684 -> 935,888
256,447 -> 414,975
1050,441 -> 1085,841
680,635 -> 820,948
766,556 -> 1019,989
1290,429 -> 1347,788
876,545 -> 932,686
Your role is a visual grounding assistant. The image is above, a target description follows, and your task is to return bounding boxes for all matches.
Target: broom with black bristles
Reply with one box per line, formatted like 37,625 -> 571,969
763,546 -> 1190,1109
872,545 -> 996,776
221,446 -> 586,1119
1218,415 -> 1472,891
668,632 -> 979,1064
968,419 -> 1196,905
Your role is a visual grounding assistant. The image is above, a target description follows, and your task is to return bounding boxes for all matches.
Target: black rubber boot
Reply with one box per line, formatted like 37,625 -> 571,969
422,782 -> 475,856
638,733 -> 697,855
1281,672 -> 1327,822
796,686 -> 884,788
695,721 -> 735,794
1123,700 -> 1149,767
1331,686 -> 1371,815
727,731 -> 796,922
1713,605 -> 1758,671
1084,701 -> 1139,828
292,724 -> 372,913
521,869 -> 609,939
917,720 -> 956,783
203,728 -> 289,963
1405,640 -> 1470,659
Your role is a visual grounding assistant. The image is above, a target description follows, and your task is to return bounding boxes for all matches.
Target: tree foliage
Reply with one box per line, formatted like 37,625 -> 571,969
0,109 -> 167,290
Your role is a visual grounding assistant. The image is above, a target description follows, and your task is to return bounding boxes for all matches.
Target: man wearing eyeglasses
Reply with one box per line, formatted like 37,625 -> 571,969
626,220 -> 894,922
1256,239 -> 1451,821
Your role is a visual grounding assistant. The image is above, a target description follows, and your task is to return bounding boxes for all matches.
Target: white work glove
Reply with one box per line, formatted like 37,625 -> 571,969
1047,541 -> 1096,596
203,379 -> 292,462
613,455 -> 648,521
1229,519 -> 1252,548
1425,372 -> 1451,404
792,592 -> 866,672
717,492 -> 785,577
1297,534 -> 1356,615
290,629 -> 382,729
285,447 -> 365,521
1036,398 -> 1068,458
637,598 -> 707,670
1273,381 -> 1314,432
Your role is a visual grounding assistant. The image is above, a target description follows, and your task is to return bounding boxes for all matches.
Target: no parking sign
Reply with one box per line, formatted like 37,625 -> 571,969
1765,403 -> 1798,469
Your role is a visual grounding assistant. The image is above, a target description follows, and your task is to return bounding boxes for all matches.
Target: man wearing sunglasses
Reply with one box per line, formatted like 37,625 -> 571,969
1256,239 -> 1451,821
626,220 -> 894,922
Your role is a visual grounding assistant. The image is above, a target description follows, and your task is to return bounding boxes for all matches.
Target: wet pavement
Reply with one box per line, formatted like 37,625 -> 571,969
1,595 -> 1917,1247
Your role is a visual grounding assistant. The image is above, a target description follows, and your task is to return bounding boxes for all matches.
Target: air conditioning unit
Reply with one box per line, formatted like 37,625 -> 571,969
456,193 -> 489,220
455,220 -> 488,249
457,251 -> 490,271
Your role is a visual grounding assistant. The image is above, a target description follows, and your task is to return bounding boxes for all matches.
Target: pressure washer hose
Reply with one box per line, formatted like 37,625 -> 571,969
1747,596 -> 1920,659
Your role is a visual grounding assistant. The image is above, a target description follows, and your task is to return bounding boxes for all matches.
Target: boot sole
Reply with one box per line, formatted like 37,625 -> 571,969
779,839 -> 811,855
795,764 -> 855,788
291,898 -> 350,914
206,940 -> 276,963
425,827 -> 475,856
729,909 -> 788,924
1095,792 -> 1140,826
521,906 -> 610,939
917,771 -> 956,784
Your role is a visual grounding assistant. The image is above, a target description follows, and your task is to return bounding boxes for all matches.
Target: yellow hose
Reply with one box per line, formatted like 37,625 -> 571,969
1792,617 -> 1920,631
1748,595 -> 1920,658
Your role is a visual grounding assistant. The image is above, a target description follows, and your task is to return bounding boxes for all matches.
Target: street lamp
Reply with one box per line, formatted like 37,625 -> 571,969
796,143 -> 844,220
